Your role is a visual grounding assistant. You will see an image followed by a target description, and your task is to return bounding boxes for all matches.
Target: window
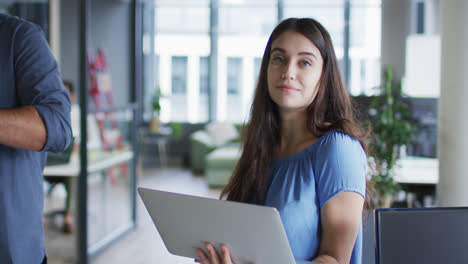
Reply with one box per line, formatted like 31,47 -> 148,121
171,56 -> 188,94
284,0 -> 345,47
218,0 -> 276,122
169,56 -> 188,121
142,0 -> 382,122
198,56 -> 209,122
156,0 -> 209,34
254,57 -> 262,84
199,56 -> 209,94
219,0 -> 277,36
150,0 -> 210,123
227,58 -> 242,95
285,0 -> 382,96
226,57 -> 243,122
349,0 -> 381,95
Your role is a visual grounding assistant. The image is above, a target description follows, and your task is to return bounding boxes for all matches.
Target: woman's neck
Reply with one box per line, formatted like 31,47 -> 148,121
276,110 -> 317,158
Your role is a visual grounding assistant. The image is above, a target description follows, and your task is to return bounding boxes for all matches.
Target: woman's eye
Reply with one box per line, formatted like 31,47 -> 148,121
271,56 -> 284,64
301,60 -> 312,67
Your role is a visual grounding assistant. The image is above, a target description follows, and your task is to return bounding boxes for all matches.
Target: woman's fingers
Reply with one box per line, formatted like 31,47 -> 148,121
196,243 -> 231,264
220,244 -> 232,264
196,248 -> 209,264
206,243 -> 221,264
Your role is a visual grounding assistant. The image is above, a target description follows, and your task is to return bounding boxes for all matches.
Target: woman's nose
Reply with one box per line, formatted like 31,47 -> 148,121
281,64 -> 296,80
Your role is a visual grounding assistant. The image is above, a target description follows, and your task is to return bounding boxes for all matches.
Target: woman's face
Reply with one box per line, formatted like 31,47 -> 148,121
267,31 -> 324,113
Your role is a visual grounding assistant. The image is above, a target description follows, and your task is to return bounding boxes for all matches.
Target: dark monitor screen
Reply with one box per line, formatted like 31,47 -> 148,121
375,207 -> 468,264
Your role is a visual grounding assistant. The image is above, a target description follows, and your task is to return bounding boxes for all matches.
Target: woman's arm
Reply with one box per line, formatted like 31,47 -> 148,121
313,191 -> 364,264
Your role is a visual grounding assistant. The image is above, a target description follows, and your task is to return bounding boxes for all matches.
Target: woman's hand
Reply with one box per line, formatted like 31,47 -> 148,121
195,243 -> 233,264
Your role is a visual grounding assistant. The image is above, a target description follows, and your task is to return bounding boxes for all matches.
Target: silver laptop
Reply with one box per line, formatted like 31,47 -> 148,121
138,187 -> 316,264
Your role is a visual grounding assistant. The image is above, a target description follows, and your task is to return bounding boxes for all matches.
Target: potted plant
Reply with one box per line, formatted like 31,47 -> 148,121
150,88 -> 163,133
368,66 -> 415,208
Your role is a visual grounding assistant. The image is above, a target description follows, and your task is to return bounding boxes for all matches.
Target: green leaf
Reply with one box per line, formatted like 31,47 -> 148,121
366,66 -> 415,204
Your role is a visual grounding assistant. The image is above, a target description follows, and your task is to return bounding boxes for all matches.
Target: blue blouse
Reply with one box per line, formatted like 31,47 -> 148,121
263,130 -> 367,263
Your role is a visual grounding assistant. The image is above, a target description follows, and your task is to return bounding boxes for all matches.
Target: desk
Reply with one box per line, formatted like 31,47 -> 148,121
44,150 -> 133,177
138,127 -> 171,167
394,157 -> 438,185
393,157 -> 438,207
43,150 -> 134,233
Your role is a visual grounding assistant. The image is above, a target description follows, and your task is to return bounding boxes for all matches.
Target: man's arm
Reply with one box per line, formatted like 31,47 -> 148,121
11,21 -> 72,153
0,106 -> 46,151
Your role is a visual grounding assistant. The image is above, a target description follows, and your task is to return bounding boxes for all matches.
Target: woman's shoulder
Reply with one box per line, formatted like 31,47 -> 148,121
271,130 -> 362,164
313,130 -> 363,157
318,129 -> 359,144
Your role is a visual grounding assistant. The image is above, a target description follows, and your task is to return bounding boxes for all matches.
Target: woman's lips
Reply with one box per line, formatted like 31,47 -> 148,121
278,84 -> 299,92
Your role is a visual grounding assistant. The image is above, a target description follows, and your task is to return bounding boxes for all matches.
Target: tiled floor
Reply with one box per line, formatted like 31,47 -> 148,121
44,166 -> 221,264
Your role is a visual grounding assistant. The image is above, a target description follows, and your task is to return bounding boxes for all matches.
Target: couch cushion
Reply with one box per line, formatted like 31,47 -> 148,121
205,122 -> 239,147
206,146 -> 241,168
191,130 -> 215,147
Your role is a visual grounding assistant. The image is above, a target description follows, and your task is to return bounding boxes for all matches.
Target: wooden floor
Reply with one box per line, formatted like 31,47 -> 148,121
44,166 -> 221,264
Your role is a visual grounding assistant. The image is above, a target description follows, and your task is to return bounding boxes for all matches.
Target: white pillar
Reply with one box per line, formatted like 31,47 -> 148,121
437,0 -> 468,206
49,0 -> 60,63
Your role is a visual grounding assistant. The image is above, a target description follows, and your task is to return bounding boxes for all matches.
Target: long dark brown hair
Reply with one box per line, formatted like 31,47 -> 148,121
221,18 -> 370,206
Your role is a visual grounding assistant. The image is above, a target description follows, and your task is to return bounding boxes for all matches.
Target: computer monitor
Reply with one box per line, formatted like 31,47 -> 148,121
374,207 -> 468,264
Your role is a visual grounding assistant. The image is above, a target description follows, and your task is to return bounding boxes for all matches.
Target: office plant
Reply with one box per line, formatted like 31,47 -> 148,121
150,87 -> 163,133
368,66 -> 415,208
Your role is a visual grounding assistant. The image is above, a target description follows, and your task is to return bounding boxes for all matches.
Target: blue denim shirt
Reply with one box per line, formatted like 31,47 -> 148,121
0,14 -> 72,264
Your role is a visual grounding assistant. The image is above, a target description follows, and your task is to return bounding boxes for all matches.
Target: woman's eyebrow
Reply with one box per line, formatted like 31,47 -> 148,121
271,47 -> 285,53
271,47 -> 316,58
298,51 -> 317,58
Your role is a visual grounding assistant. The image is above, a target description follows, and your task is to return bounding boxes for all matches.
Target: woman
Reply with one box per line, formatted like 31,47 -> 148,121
196,17 -> 369,264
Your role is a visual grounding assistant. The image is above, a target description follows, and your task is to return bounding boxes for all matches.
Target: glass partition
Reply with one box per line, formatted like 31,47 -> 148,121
86,109 -> 135,252
83,0 -> 139,259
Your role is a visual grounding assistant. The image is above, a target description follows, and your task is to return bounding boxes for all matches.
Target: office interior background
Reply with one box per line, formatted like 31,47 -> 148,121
2,0 -> 467,263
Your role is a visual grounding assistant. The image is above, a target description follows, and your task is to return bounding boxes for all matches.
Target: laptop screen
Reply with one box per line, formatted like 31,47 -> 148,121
375,207 -> 468,264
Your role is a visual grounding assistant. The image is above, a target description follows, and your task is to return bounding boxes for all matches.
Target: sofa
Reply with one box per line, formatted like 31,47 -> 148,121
190,122 -> 243,187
